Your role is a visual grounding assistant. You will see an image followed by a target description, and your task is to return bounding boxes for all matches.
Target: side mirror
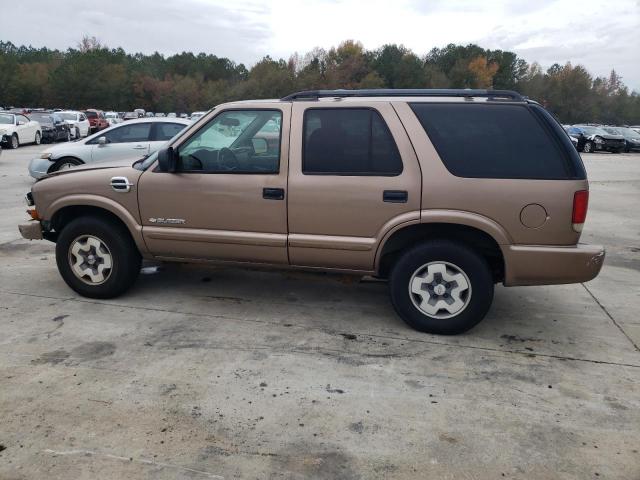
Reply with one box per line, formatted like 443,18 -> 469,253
98,136 -> 107,146
17,121 -> 25,126
252,138 -> 268,155
158,146 -> 177,172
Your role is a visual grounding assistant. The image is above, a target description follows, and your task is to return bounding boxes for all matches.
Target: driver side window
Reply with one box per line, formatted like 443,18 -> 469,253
177,109 -> 282,173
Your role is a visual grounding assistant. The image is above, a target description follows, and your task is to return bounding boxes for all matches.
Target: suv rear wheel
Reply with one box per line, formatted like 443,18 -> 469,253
389,240 -> 494,335
56,216 -> 141,298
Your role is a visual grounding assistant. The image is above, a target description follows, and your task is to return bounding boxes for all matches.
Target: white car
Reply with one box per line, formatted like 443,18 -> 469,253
0,112 -> 42,148
190,111 -> 206,122
57,111 -> 91,139
104,111 -> 122,126
28,118 -> 190,179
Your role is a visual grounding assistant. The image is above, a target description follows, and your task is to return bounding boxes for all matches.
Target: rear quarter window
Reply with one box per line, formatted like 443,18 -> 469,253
410,103 -> 585,180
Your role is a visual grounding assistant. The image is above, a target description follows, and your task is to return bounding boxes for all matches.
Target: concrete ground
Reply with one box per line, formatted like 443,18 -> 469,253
0,145 -> 638,480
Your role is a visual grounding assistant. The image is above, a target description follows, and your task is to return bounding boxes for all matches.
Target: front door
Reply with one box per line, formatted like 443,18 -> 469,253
89,122 -> 151,163
138,104 -> 290,264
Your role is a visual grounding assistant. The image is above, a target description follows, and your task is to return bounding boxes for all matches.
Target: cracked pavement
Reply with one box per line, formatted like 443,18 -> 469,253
0,146 -> 639,479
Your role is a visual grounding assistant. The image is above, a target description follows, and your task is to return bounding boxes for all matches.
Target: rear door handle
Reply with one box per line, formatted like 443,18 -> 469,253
383,190 -> 408,203
263,187 -> 285,200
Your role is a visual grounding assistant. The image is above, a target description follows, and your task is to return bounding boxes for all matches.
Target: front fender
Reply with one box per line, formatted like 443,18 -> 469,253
45,194 -> 147,255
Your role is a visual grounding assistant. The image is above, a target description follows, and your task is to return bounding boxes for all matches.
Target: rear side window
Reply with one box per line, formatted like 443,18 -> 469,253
153,122 -> 186,141
410,103 -> 582,179
303,108 -> 403,176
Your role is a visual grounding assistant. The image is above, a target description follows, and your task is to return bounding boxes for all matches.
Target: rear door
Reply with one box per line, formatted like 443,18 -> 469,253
287,102 -> 422,271
89,122 -> 152,162
16,114 -> 34,143
148,122 -> 188,154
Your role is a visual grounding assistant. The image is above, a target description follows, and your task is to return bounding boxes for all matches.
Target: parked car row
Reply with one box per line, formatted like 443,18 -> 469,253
563,124 -> 640,153
1,106 -> 204,149
0,107 -> 98,148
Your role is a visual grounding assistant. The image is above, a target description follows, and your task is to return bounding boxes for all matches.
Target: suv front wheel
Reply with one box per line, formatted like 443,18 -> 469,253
389,240 -> 494,335
56,216 -> 141,298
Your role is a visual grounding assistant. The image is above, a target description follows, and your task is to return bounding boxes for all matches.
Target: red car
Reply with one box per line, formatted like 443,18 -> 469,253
83,109 -> 109,133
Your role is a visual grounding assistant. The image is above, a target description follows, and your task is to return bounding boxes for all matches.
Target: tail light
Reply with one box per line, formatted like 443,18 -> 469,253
572,190 -> 589,232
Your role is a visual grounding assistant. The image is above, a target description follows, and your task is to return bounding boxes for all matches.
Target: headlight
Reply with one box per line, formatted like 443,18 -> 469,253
594,137 -> 604,144
40,153 -> 53,160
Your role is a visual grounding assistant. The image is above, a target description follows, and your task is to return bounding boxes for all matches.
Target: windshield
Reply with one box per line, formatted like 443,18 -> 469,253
615,127 -> 640,138
578,126 -> 609,135
58,112 -> 77,121
29,114 -> 54,124
0,113 -> 14,125
85,111 -> 97,119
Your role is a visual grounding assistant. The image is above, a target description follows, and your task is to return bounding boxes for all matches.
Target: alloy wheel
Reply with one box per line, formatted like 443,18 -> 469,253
68,235 -> 113,285
408,261 -> 472,319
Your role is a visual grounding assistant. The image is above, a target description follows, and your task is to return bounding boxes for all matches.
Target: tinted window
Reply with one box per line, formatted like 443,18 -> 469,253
90,123 -> 151,144
177,109 -> 282,173
153,122 -> 186,141
85,111 -> 97,119
303,108 -> 402,175
410,103 -> 578,179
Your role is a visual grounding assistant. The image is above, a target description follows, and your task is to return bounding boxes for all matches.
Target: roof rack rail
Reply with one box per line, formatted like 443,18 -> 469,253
281,88 -> 525,102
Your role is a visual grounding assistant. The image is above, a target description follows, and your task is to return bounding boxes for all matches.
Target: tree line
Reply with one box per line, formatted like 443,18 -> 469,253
1,38 -> 638,124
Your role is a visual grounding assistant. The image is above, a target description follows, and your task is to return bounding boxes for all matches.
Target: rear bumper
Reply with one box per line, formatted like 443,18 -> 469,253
503,244 -> 605,286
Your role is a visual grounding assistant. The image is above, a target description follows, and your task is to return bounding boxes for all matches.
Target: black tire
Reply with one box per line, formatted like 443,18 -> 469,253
583,141 -> 593,153
389,240 -> 494,335
75,127 -> 80,139
50,157 -> 82,173
65,130 -> 71,142
34,131 -> 41,145
56,216 -> 141,298
10,133 -> 19,149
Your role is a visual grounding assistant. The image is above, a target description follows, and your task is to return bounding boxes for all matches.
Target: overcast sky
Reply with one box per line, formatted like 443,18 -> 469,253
4,0 -> 640,90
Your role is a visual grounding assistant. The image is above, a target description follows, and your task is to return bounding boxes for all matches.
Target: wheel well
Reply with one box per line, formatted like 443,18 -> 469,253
378,223 -> 505,282
49,156 -> 83,173
51,205 -> 131,239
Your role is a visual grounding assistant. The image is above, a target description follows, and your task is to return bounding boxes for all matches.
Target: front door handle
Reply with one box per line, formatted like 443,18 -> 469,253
263,187 -> 285,200
383,190 -> 408,203
133,145 -> 147,150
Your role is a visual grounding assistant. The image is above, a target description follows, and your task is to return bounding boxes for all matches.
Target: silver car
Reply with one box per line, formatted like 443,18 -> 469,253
28,118 -> 189,179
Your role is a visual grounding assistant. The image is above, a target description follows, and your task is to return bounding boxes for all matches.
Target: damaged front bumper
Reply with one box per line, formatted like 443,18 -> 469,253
18,221 -> 43,240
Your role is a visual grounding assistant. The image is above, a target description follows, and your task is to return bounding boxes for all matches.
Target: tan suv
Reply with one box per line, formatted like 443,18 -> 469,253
19,89 -> 605,334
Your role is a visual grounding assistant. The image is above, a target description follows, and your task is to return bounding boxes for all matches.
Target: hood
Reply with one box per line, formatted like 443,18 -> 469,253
44,158 -> 138,178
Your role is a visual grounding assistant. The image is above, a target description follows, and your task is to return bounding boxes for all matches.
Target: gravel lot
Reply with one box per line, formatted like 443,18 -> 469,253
0,146 -> 639,480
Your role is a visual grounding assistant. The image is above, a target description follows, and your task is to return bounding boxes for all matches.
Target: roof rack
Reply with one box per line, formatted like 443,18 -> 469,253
281,89 -> 525,102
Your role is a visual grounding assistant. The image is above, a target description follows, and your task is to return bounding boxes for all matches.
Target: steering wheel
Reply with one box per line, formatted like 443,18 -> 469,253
217,147 -> 239,171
